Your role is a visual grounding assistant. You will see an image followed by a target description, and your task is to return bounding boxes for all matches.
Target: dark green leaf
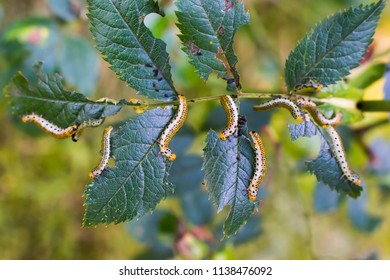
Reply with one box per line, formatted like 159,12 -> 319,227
203,130 -> 256,237
288,117 -> 319,141
347,187 -> 381,232
285,0 -> 385,91
176,0 -> 249,90
58,36 -> 99,95
289,120 -> 362,198
83,108 -> 174,226
4,63 -> 121,127
313,182 -> 342,213
87,0 -> 177,101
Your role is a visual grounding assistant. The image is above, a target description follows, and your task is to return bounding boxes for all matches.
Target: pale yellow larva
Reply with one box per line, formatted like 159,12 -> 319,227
89,126 -> 113,178
296,98 -> 342,127
158,95 -> 188,161
22,113 -> 78,139
324,125 -> 361,185
219,95 -> 239,141
253,97 -> 303,122
247,131 -> 267,201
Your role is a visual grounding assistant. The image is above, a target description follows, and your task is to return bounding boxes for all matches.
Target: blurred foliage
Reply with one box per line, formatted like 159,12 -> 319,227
1,0 -> 390,260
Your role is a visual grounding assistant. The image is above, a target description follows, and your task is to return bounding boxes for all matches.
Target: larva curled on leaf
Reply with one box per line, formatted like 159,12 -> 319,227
219,95 -> 239,140
291,79 -> 323,94
158,95 -> 188,161
22,113 -> 78,139
247,131 -> 267,201
89,126 -> 113,179
296,98 -> 342,127
72,118 -> 105,142
324,125 -> 361,185
253,97 -> 303,122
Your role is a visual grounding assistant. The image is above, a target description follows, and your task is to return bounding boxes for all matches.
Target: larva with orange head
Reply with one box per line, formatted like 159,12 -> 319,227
247,131 -> 267,201
72,118 -> 105,142
324,125 -> 361,185
253,97 -> 303,122
158,95 -> 188,161
291,79 -> 323,94
89,126 -> 113,179
219,95 -> 239,140
22,113 -> 78,139
296,98 -> 342,127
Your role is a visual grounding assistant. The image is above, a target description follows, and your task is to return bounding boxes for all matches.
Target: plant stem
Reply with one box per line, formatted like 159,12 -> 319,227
108,94 -> 390,113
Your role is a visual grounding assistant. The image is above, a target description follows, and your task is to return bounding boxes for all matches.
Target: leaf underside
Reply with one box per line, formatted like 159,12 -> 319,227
87,0 -> 177,101
4,63 -> 121,128
176,0 -> 249,90
83,108 -> 175,226
289,120 -> 362,198
284,0 -> 385,91
203,129 -> 256,237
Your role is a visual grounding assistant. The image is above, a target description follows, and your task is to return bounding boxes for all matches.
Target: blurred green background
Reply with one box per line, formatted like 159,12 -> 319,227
1,0 -> 390,260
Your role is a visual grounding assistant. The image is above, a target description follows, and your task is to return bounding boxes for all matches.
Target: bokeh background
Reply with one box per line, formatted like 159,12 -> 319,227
1,0 -> 390,260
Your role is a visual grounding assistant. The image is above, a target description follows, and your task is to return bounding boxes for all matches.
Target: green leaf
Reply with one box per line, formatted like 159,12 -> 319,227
288,117 -> 319,141
4,63 -> 121,127
289,121 -> 362,198
87,0 -> 177,101
83,108 -> 174,226
203,130 -> 256,237
176,0 -> 249,90
285,0 -> 386,91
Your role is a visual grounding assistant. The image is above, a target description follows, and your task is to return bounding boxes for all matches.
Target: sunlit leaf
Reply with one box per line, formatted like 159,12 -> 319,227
285,0 -> 385,91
